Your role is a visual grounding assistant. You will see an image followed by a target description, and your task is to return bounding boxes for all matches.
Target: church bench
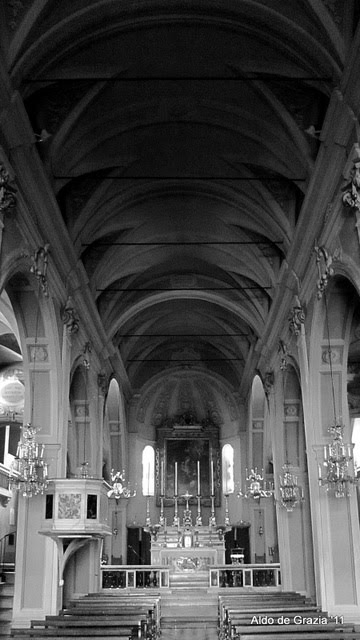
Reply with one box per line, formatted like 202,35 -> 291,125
12,629 -> 136,637
30,616 -> 147,627
231,622 -> 341,634
236,633 -> 360,640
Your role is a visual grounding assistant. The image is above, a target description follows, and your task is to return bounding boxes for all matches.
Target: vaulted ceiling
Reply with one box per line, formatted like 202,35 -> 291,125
1,0 -> 359,397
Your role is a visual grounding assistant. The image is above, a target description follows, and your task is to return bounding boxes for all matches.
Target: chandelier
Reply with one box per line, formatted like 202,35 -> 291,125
107,469 -> 136,500
9,423 -> 49,497
278,463 -> 304,511
318,424 -> 357,498
237,468 -> 274,500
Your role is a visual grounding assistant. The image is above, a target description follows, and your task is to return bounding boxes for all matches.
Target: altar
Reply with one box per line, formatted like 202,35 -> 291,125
149,525 -> 226,570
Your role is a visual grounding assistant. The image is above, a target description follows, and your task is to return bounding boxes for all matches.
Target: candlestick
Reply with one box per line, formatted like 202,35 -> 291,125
173,495 -> 179,527
197,460 -> 201,495
196,494 -> 202,526
159,495 -> 165,526
161,459 -> 164,495
174,461 -> 178,496
224,493 -> 230,526
145,496 -> 151,526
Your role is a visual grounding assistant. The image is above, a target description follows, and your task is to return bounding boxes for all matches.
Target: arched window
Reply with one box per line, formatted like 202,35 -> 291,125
251,375 -> 265,471
352,418 -> 360,474
142,445 -> 155,496
222,444 -> 234,494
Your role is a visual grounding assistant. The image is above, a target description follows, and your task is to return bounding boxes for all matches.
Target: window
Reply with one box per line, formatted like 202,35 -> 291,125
222,444 -> 234,494
142,445 -> 155,496
352,417 -> 360,474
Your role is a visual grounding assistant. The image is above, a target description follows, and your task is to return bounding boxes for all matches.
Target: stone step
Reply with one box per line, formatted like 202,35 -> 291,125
0,584 -> 14,598
161,618 -> 218,640
1,571 -> 14,585
0,621 -> 11,639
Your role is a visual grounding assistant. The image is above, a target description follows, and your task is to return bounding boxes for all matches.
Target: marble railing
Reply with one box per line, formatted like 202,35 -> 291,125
210,563 -> 281,589
101,565 -> 170,589
100,563 -> 281,590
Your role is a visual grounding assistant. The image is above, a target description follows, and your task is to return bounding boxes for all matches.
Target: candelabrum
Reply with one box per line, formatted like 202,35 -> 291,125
319,423 -> 358,498
278,463 -> 304,511
9,423 -> 48,498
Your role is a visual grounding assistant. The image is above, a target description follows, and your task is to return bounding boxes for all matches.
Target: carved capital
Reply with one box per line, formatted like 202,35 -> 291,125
0,164 -> 16,213
289,296 -> 305,336
62,296 -> 79,334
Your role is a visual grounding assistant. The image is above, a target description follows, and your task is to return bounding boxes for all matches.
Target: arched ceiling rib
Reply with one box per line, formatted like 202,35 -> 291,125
1,0 -> 353,395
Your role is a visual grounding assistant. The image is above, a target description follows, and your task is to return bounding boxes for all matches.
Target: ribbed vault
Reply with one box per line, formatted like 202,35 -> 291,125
2,0 -> 357,395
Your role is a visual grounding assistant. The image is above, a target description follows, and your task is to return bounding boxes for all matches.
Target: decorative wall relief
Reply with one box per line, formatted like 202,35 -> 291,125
314,245 -> 336,299
321,346 -> 342,365
0,164 -> 17,213
30,244 -> 50,297
58,493 -> 81,519
62,297 -> 79,334
342,145 -> 360,242
289,296 -> 305,336
28,345 -> 49,362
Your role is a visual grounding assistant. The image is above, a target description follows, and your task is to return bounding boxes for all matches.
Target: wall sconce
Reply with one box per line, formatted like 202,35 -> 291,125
107,469 -> 136,501
237,468 -> 274,500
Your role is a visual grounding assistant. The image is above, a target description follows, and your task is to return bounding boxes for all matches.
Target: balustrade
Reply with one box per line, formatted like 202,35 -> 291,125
101,565 -> 169,590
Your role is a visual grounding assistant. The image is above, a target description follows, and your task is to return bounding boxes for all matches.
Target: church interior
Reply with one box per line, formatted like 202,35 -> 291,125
0,1 -> 360,638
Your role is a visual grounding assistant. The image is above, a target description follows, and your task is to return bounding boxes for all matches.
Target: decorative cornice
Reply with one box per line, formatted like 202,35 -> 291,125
0,164 -> 16,214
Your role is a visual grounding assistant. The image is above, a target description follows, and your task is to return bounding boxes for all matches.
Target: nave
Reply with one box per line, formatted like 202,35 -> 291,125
1,0 -> 360,636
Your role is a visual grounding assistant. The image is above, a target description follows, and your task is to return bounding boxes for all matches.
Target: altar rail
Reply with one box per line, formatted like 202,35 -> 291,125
101,563 -> 281,590
210,563 -> 281,589
101,565 -> 170,590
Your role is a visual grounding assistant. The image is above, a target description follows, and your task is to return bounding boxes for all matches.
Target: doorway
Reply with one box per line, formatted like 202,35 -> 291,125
127,527 -> 151,564
225,526 -> 250,564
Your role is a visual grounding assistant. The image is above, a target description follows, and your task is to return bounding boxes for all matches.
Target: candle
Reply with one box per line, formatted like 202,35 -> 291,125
147,462 -> 151,496
197,460 -> 201,495
210,459 -> 214,496
161,460 -> 164,495
174,461 -> 178,496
